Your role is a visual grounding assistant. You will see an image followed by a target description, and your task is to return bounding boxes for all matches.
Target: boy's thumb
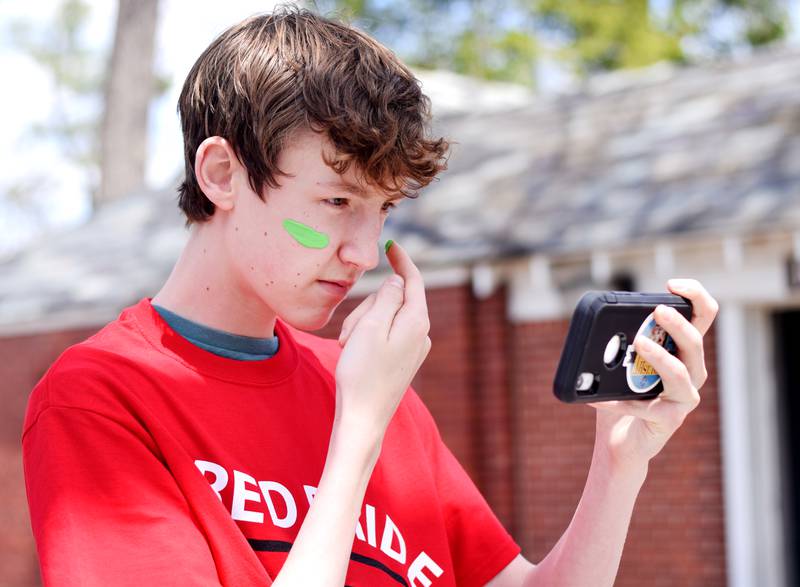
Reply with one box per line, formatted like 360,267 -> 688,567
370,274 -> 405,320
386,274 -> 404,289
345,274 -> 404,339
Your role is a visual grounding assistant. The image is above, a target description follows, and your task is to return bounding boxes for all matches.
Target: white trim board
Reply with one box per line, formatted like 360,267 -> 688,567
717,305 -> 790,587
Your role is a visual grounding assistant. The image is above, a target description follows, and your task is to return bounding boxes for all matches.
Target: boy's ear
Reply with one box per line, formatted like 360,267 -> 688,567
194,137 -> 240,212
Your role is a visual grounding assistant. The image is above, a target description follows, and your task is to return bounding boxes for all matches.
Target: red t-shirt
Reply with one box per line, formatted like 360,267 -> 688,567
22,298 -> 520,586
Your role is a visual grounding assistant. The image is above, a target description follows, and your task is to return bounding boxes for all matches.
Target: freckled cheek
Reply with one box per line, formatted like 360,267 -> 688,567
251,219 -> 338,288
252,246 -> 326,291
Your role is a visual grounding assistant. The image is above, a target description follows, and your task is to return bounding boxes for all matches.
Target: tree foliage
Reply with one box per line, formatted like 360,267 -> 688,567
315,0 -> 539,84
533,0 -> 686,72
314,0 -> 790,83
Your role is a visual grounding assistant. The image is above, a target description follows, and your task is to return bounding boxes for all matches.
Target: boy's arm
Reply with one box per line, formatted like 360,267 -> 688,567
487,279 -> 717,587
270,410 -> 384,587
486,447 -> 647,587
274,241 -> 433,586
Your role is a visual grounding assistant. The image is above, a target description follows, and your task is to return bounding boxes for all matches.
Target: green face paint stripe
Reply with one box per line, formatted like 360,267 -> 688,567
282,219 -> 329,249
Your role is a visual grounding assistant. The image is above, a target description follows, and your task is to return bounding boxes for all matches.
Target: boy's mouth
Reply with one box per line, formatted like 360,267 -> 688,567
319,278 -> 355,288
317,280 -> 353,296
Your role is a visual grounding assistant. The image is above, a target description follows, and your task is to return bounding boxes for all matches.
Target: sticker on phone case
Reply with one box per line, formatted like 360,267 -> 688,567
622,312 -> 676,393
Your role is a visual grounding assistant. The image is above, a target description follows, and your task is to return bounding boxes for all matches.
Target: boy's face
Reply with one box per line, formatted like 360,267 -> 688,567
219,130 -> 401,331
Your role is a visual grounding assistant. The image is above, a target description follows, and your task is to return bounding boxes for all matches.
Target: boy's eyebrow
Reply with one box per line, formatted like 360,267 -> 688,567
318,180 -> 405,202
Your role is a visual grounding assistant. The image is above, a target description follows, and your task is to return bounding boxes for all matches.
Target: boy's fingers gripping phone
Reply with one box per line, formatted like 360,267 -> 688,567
553,291 -> 693,403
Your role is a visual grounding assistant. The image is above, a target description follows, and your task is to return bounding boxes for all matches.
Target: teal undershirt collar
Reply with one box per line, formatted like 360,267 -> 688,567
152,304 -> 279,361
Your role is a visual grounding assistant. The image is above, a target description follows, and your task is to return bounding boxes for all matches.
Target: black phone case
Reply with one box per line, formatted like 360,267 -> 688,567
553,291 -> 693,403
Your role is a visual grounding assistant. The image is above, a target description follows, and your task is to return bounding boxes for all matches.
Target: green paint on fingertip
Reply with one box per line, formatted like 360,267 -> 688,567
283,219 -> 329,249
384,239 -> 394,254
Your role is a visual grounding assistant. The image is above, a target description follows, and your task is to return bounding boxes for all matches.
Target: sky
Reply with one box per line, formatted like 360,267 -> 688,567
0,0 -> 799,257
0,0 -> 283,257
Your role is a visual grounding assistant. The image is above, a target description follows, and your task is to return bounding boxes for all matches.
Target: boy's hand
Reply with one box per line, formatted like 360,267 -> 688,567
334,241 -> 432,438
587,279 -> 719,474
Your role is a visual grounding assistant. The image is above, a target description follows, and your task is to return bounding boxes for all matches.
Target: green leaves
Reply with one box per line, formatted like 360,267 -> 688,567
316,0 -> 789,84
533,0 -> 686,74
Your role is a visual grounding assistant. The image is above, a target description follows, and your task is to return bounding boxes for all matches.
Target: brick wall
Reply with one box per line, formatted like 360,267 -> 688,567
510,318 -> 596,558
622,325 -> 726,586
2,286 -> 726,586
0,327 -> 99,587
509,316 -> 726,586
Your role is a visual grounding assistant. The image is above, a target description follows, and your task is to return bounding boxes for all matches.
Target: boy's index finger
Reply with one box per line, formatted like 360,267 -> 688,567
666,278 -> 719,336
385,241 -> 427,308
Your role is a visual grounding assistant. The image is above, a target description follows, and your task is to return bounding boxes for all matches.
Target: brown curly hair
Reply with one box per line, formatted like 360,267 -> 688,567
177,5 -> 450,225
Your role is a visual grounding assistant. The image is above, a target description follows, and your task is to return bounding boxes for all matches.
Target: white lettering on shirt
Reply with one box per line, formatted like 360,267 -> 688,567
365,503 -> 377,547
194,459 -> 228,501
355,517 -> 366,541
381,513 -> 406,564
194,459 -> 445,584
231,469 -> 263,523
408,551 -> 445,587
303,484 -> 317,505
258,481 -> 297,528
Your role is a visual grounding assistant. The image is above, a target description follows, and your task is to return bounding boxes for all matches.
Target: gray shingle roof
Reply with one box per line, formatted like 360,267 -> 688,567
386,47 -> 800,266
0,185 -> 188,333
2,48 -> 800,333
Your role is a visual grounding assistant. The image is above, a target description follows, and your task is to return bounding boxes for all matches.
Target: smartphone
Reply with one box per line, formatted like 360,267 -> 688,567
553,291 -> 693,403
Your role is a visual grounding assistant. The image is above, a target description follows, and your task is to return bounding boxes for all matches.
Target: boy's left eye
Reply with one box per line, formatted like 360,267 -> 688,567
325,198 -> 396,214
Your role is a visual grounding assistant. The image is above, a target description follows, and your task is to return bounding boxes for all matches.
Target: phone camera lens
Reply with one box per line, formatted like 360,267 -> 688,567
603,333 -> 627,369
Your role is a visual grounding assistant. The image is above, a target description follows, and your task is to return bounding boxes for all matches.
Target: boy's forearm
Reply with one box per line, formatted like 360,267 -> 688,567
523,446 -> 648,587
272,411 -> 382,587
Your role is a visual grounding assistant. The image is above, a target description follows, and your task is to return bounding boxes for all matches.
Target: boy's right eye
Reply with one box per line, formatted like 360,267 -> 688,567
326,198 -> 348,208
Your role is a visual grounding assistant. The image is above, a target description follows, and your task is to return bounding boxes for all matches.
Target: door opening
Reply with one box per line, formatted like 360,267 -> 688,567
773,309 -> 800,587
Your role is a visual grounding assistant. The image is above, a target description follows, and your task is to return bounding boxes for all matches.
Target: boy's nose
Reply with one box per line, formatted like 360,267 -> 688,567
339,221 -> 381,272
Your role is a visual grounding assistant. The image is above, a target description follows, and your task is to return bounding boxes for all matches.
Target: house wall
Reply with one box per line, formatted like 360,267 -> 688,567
2,284 -> 726,586
0,327 -> 99,587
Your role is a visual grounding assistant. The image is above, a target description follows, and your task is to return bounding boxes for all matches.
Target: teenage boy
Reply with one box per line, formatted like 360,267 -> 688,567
22,7 -> 719,587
